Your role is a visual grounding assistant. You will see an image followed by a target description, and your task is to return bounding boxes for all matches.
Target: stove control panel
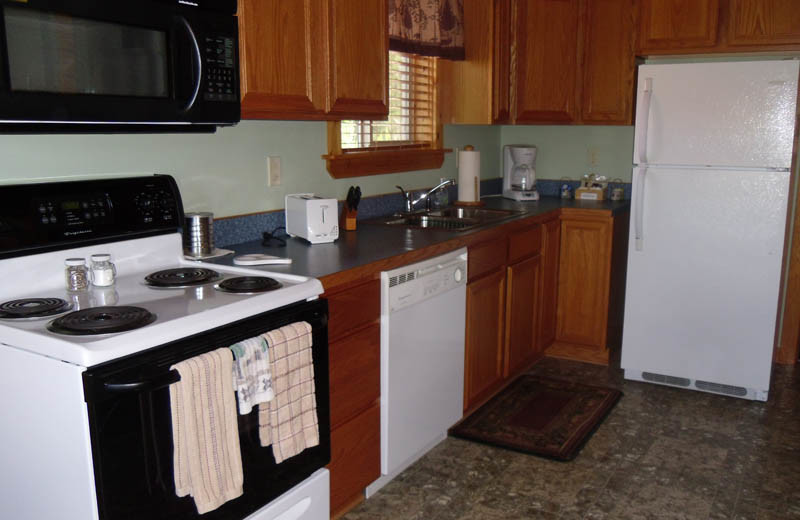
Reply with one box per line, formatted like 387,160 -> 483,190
0,175 -> 184,259
35,194 -> 112,228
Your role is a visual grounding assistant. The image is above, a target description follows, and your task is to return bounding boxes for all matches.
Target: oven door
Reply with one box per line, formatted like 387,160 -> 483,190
0,0 -> 239,126
82,299 -> 330,520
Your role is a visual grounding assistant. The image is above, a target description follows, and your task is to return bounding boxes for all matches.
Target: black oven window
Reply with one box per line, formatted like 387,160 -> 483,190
4,7 -> 169,98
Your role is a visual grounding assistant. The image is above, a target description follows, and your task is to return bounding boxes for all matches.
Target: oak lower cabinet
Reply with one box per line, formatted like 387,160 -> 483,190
504,254 -> 542,376
324,279 -> 381,517
548,208 -> 629,365
538,216 -> 561,349
238,0 -> 388,120
464,267 -> 507,410
464,220 -> 547,412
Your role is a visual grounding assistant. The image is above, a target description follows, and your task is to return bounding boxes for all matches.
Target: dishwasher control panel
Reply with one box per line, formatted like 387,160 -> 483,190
382,248 -> 468,314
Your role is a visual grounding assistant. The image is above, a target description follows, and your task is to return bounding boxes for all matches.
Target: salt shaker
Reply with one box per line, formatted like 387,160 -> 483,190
65,258 -> 90,292
90,254 -> 116,287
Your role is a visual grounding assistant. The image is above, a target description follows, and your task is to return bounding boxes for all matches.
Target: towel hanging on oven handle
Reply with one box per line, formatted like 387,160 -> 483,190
104,369 -> 181,393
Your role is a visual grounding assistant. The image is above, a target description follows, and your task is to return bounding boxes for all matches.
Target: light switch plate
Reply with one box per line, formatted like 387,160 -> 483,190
267,156 -> 282,186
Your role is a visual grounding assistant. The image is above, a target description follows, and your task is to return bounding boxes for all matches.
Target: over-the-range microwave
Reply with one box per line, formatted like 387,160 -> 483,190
0,0 -> 240,132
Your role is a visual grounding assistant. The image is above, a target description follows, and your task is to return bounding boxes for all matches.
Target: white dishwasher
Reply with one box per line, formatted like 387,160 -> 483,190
366,248 -> 467,497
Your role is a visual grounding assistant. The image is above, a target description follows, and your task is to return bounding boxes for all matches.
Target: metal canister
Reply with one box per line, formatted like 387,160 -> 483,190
183,212 -> 215,257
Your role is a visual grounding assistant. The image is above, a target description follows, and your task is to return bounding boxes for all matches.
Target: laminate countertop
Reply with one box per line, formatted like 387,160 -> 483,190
208,195 -> 630,289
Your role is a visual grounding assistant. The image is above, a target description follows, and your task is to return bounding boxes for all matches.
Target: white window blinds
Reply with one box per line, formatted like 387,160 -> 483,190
341,51 -> 436,151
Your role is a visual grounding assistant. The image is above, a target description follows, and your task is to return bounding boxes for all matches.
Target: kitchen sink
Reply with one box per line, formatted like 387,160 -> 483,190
366,207 -> 524,232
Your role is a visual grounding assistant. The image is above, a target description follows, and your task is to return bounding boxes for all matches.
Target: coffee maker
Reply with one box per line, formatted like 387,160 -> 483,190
503,145 -> 539,201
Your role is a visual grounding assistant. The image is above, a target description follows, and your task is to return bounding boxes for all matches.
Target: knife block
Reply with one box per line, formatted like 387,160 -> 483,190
341,205 -> 357,231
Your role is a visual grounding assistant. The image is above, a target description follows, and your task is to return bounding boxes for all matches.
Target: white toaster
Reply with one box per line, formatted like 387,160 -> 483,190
285,194 -> 339,244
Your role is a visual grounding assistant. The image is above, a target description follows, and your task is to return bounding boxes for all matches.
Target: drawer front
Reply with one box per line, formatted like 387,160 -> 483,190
508,224 -> 542,264
329,322 -> 380,428
326,279 -> 380,341
468,239 -> 508,282
329,403 -> 381,516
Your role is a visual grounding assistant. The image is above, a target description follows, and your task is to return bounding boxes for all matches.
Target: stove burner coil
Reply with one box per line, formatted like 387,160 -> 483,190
216,276 -> 282,294
0,298 -> 73,319
47,306 -> 156,335
144,267 -> 222,288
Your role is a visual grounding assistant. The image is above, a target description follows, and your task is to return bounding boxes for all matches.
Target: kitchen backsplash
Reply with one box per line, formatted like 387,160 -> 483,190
214,178 -> 630,247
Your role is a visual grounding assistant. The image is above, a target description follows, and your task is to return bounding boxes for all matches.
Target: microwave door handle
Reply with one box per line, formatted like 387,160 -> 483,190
104,369 -> 181,393
178,16 -> 203,112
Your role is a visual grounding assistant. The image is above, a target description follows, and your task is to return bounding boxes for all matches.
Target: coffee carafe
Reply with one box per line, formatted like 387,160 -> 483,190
503,145 -> 539,201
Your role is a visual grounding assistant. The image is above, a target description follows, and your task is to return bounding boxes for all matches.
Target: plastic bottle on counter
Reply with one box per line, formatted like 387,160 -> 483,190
90,253 -> 117,287
65,258 -> 90,292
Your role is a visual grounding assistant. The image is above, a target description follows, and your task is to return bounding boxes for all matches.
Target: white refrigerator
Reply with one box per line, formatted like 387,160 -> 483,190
621,60 -> 799,401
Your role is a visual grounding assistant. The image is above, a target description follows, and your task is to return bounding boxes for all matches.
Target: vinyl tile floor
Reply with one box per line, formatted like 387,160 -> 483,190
342,357 -> 800,520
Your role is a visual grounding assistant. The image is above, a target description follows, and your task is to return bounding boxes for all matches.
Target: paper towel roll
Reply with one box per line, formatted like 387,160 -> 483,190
457,149 -> 480,203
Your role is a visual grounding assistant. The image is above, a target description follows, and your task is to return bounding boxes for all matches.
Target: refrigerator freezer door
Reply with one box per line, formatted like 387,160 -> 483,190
633,60 -> 799,169
621,167 -> 789,393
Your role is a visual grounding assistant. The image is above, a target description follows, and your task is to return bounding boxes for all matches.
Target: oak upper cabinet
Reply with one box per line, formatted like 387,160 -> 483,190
438,0 -> 511,124
512,0 -> 581,123
727,0 -> 800,47
238,0 -> 388,120
581,0 -> 636,124
637,0 -> 800,55
638,0 -> 720,53
239,0 -> 328,119
326,0 -> 389,119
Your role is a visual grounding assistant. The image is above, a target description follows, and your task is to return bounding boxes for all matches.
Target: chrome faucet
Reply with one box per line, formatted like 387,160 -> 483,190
396,179 -> 455,213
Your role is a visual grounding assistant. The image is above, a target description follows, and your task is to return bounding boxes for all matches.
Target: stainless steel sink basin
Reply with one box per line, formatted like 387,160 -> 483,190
427,207 -> 522,220
366,207 -> 524,232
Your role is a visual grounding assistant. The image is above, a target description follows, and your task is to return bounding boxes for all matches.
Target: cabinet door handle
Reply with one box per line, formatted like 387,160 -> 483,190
633,167 -> 647,251
636,78 -> 653,165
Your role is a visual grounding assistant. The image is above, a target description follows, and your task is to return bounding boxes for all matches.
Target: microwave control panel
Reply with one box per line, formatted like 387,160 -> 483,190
203,36 -> 237,102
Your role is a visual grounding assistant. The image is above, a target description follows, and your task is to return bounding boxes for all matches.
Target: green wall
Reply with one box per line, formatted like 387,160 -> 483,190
499,125 -> 634,182
0,121 -> 500,218
0,121 -> 636,217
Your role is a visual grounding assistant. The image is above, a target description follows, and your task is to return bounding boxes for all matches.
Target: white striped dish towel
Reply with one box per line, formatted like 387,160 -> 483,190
169,348 -> 243,514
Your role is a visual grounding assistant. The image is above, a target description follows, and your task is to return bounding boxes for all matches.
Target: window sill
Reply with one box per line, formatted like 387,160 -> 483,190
323,148 -> 449,179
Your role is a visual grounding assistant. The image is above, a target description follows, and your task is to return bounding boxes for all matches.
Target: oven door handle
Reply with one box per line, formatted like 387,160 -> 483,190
104,370 -> 181,393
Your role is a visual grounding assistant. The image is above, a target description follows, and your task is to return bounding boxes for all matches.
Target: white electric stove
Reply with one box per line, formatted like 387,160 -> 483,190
0,175 -> 330,520
0,232 -> 322,367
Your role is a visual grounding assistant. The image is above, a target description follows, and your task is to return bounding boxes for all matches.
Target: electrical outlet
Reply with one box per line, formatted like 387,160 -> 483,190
589,148 -> 599,167
267,156 -> 281,187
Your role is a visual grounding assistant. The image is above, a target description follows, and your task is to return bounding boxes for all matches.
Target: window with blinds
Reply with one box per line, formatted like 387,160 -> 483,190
341,51 -> 436,151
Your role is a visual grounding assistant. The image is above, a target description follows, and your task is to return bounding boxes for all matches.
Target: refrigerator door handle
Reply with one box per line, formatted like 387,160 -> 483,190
636,78 -> 653,164
633,167 -> 647,251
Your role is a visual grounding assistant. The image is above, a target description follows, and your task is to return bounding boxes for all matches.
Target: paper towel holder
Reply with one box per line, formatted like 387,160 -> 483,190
455,145 -> 485,207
